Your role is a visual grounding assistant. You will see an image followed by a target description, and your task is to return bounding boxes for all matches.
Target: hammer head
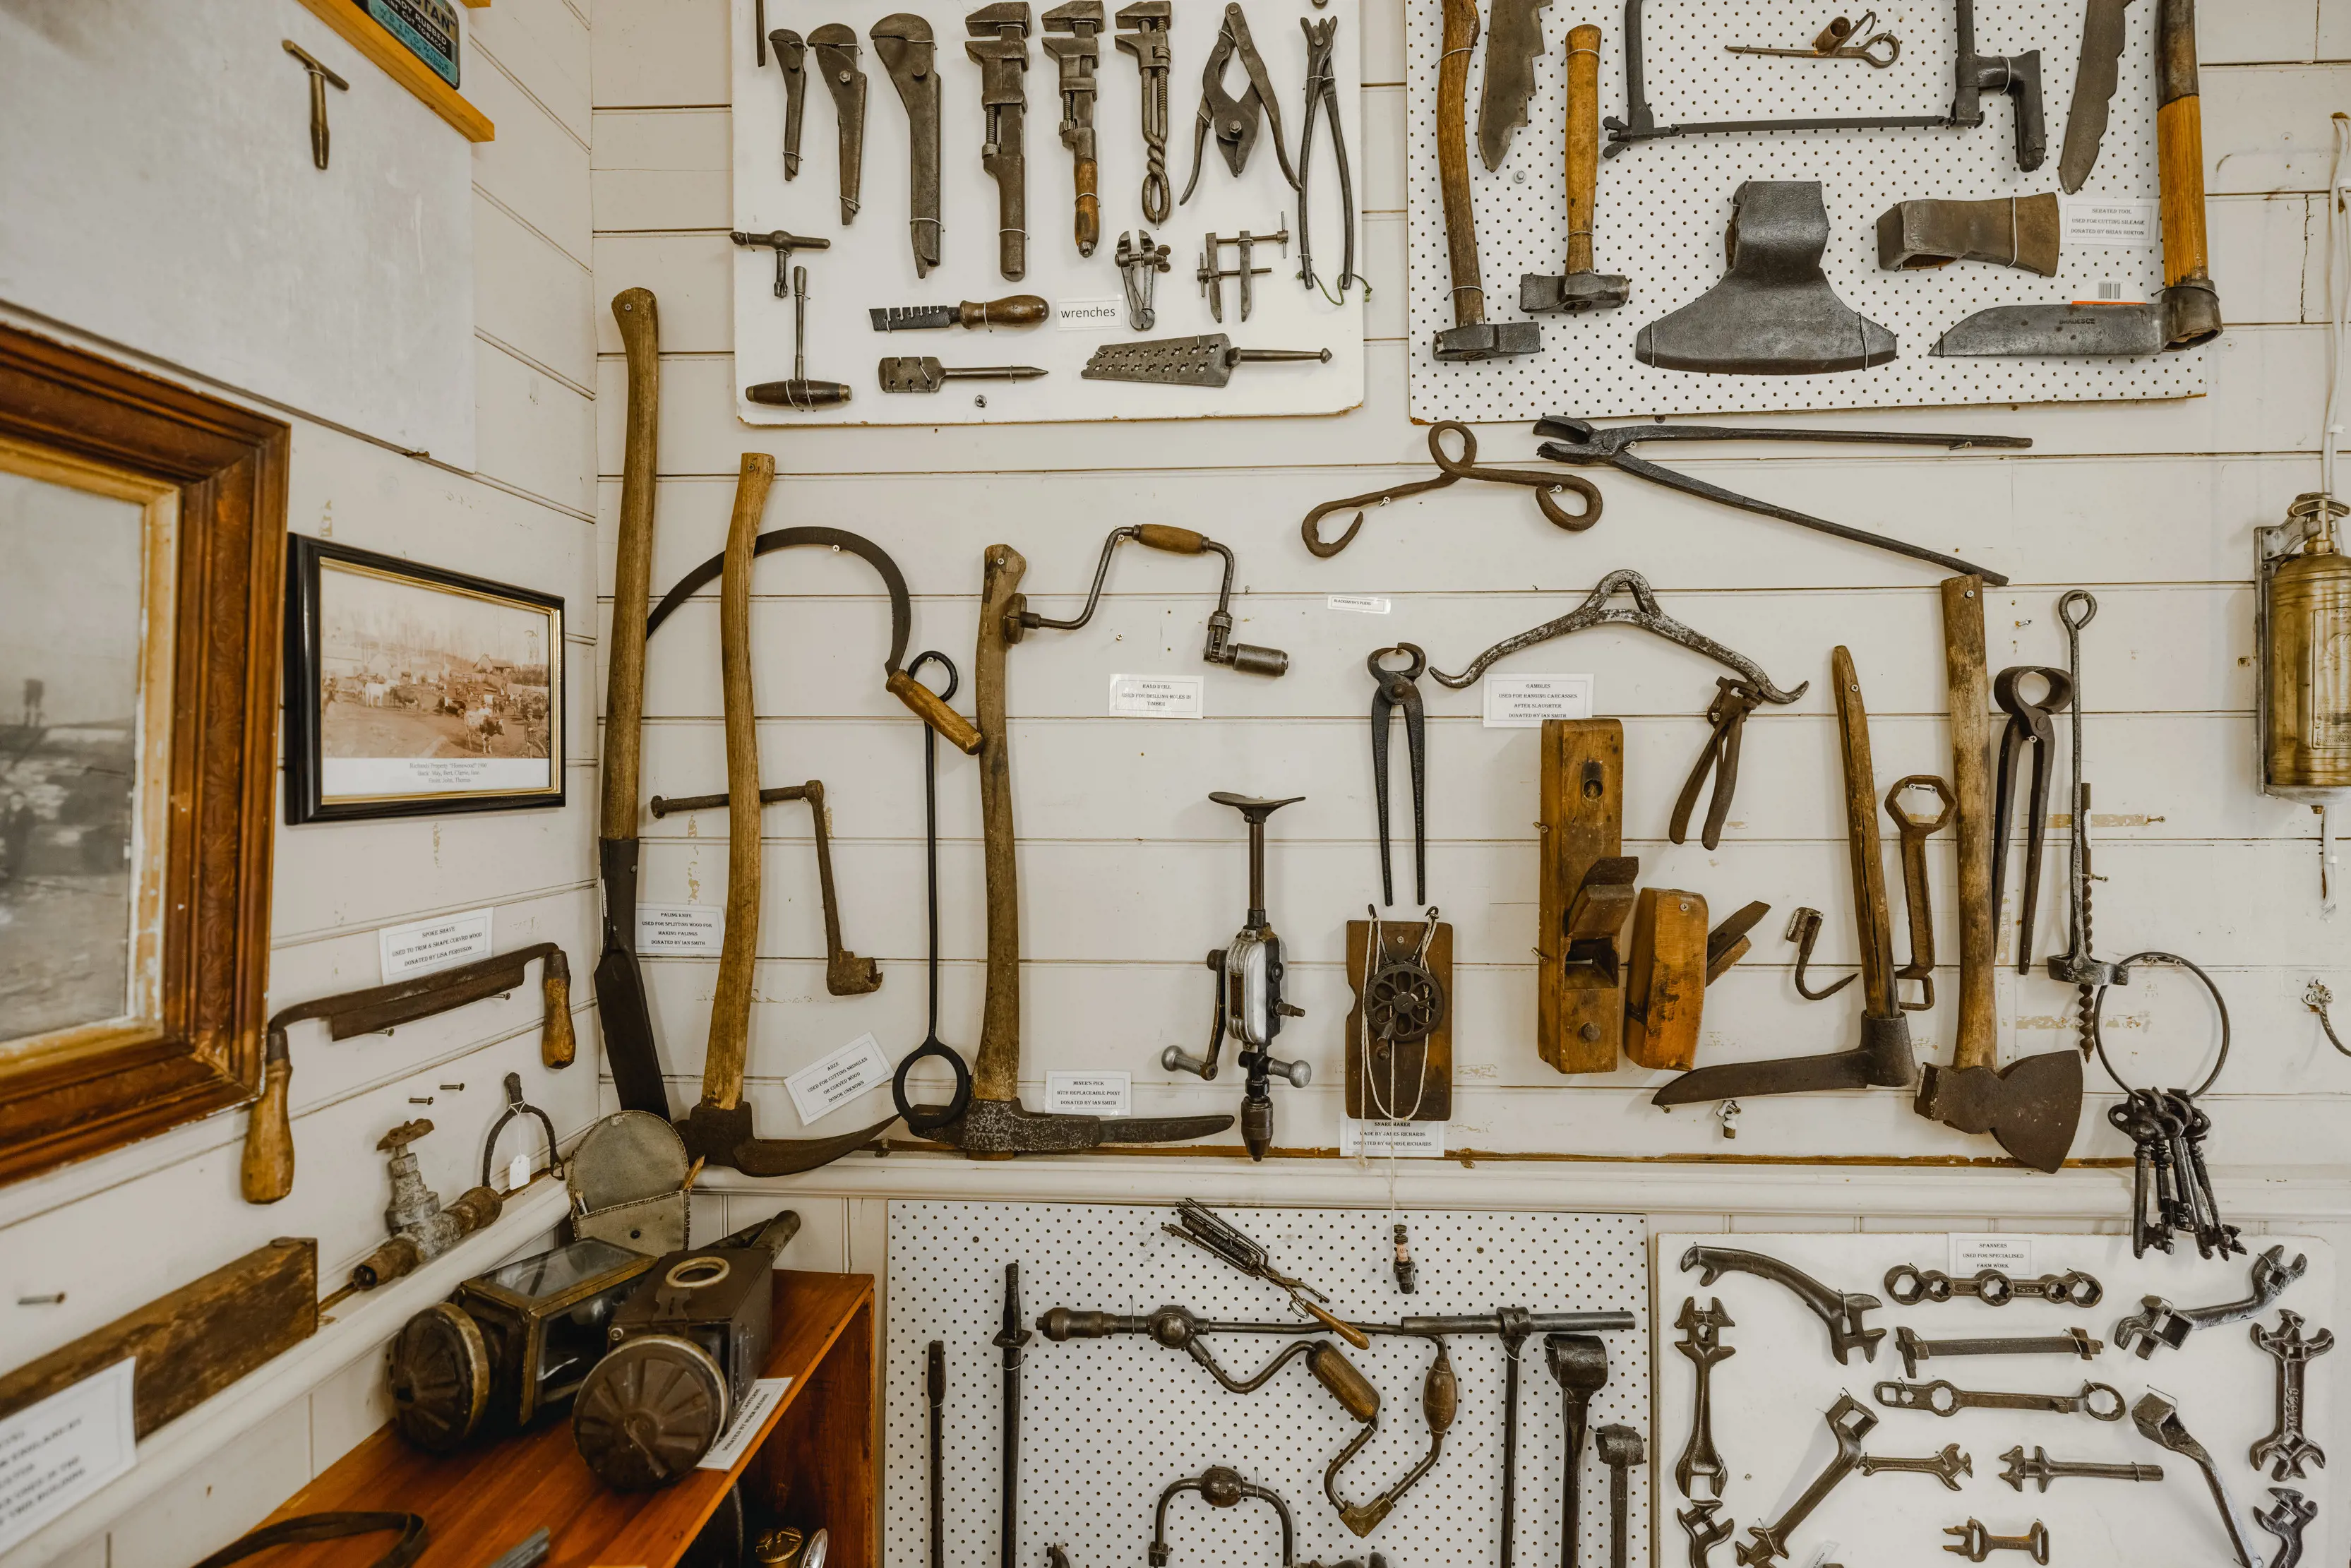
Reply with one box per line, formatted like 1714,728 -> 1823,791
1596,1423 -> 1645,1471
1520,270 -> 1631,315
1432,321 -> 1541,363
1914,1048 -> 2083,1173
1545,1332 -> 1610,1397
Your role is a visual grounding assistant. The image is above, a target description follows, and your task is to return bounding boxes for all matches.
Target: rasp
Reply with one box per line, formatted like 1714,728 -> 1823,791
967,3 -> 1035,280
2060,0 -> 2131,192
873,13 -> 942,274
1079,333 -> 1329,388
871,294 -> 1051,330
1041,0 -> 1106,257
769,29 -> 806,179
810,24 -> 867,224
879,358 -> 1049,393
1477,0 -> 1551,172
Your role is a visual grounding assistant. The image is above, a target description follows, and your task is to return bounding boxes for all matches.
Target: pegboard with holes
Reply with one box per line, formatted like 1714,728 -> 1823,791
1405,0 -> 2206,421
883,1202 -> 1651,1568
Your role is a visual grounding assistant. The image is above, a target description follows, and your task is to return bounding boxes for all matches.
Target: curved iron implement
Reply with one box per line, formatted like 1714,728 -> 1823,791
1301,421 -> 1601,557
1427,569 -> 1807,698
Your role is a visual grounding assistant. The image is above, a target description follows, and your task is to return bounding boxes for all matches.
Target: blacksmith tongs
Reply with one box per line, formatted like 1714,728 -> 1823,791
1671,677 -> 1766,851
1992,665 -> 2073,972
1179,2 -> 1298,205
1531,418 -> 2022,584
1368,645 -> 1428,908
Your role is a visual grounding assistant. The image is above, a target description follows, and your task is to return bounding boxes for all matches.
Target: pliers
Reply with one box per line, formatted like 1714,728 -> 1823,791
1992,664 -> 2074,971
1368,645 -> 1428,907
1531,417 -> 2021,584
1670,677 -> 1766,851
1179,1 -> 1298,205
1296,16 -> 1358,300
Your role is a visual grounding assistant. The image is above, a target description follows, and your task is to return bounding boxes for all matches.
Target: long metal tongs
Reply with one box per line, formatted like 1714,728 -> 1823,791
1297,16 -> 1360,302
1425,569 -> 1809,699
1532,418 -> 2021,582
1165,1199 -> 1370,1347
1303,421 -> 1601,557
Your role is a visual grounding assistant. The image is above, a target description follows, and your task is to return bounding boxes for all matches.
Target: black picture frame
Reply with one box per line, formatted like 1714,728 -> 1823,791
283,535 -> 566,824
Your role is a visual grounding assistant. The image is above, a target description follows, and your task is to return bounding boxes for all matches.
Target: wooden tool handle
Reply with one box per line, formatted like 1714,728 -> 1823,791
604,289 -> 662,842
959,294 -> 1052,328
1075,160 -> 1100,258
703,455 -> 777,1111
1133,523 -> 1208,554
887,669 -> 983,754
974,544 -> 1029,1103
1300,1298 -> 1373,1351
2155,0 -> 2210,289
1831,647 -> 1896,1017
1564,23 -> 1601,275
540,950 -> 575,1068
1940,577 -> 1998,1072
1436,0 -> 1485,324
241,1031 -> 294,1203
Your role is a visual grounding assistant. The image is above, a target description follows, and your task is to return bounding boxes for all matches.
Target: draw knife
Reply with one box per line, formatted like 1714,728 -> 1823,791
1478,0 -> 1551,172
873,14 -> 942,273
810,25 -> 868,225
2060,0 -> 2132,193
770,30 -> 806,179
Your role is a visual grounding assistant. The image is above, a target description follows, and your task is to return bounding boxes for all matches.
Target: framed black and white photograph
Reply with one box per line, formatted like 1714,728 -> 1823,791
283,537 -> 564,824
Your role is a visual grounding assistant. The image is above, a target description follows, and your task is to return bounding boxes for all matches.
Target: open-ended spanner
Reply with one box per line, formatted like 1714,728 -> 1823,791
1682,1246 -> 1882,1364
2131,1389 -> 2261,1568
2256,1488 -> 2317,1568
1872,1379 -> 2124,1422
1885,775 -> 1953,1011
1857,1442 -> 1970,1490
1678,1501 -> 1733,1568
1673,1298 -> 1733,1499
1999,1446 -> 2162,1490
1896,1326 -> 2100,1378
2113,1244 -> 2307,1357
1886,1265 -> 2102,1309
1942,1520 -> 2050,1564
2251,1309 -> 2332,1480
1734,1394 -> 1874,1567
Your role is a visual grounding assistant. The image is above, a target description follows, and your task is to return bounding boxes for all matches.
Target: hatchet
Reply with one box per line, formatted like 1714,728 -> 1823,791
1913,576 -> 2083,1172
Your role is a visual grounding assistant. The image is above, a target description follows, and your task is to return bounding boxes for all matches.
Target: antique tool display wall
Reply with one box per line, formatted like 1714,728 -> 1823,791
726,0 -> 1368,424
883,1201 -> 1651,1567
1403,0 -> 2206,421
1653,1232 -> 2340,1568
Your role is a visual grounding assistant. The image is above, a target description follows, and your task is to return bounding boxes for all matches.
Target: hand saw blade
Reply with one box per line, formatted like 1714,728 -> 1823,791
2059,0 -> 2132,193
1477,0 -> 1552,172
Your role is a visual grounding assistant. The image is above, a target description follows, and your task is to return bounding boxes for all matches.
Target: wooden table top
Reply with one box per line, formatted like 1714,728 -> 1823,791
253,1269 -> 873,1568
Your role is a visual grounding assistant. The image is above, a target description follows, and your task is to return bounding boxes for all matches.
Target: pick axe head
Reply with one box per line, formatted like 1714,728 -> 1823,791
1914,1048 -> 2083,1173
676,1099 -> 897,1176
922,1095 -> 1233,1156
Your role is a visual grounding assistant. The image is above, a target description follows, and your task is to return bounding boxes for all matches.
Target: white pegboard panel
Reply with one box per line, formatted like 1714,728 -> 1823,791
1405,0 -> 2209,420
728,0 -> 1368,427
884,1201 -> 1651,1568
1651,1232 -> 2339,1568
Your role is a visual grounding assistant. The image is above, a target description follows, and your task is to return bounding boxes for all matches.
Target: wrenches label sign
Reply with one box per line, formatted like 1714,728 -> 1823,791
1110,674 -> 1204,717
1046,1071 -> 1132,1115
1483,674 -> 1595,728
1054,297 -> 1124,331
638,902 -> 725,956
1949,1233 -> 2033,1276
784,1031 -> 893,1125
379,907 -> 493,981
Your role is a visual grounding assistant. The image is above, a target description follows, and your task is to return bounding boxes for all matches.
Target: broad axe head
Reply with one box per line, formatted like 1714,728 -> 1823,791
1545,1332 -> 1610,1397
1520,270 -> 1631,316
923,1094 -> 1233,1154
1913,1048 -> 2082,1174
1596,1423 -> 1645,1470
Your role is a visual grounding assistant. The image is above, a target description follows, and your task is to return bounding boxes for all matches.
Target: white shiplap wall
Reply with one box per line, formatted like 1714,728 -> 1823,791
587,0 -> 2351,1550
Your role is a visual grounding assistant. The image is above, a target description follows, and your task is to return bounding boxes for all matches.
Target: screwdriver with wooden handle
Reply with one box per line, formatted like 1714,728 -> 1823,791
871,294 -> 1051,330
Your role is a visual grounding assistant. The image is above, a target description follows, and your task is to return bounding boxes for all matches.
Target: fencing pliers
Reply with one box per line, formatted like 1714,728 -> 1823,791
1992,664 -> 2074,971
1670,677 -> 1766,851
1179,1 -> 1299,205
1296,16 -> 1358,300
1368,645 -> 1428,908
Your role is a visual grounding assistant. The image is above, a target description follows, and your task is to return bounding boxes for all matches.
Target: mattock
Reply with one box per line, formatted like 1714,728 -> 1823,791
2113,1243 -> 2306,1357
2256,1488 -> 2317,1568
2250,1309 -> 2332,1479
1671,1297 -> 1733,1499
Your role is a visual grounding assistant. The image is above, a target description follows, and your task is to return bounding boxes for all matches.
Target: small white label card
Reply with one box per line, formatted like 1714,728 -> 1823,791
1326,594 -> 1392,615
1483,674 -> 1596,729
2059,197 -> 2158,249
1339,1119 -> 1447,1158
506,1151 -> 532,1192
1046,1071 -> 1132,1115
1054,297 -> 1124,331
0,1358 -> 136,1555
784,1031 -> 892,1125
1948,1233 -> 2033,1276
379,907 -> 493,981
697,1377 -> 792,1471
638,902 -> 725,956
1109,674 -> 1204,718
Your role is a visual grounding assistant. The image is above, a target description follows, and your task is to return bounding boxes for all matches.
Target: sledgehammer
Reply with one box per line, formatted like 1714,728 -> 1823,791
1521,24 -> 1628,317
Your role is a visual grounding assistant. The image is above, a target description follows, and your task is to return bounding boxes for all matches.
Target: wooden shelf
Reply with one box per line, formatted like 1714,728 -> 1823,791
253,1270 -> 875,1567
292,0 -> 495,143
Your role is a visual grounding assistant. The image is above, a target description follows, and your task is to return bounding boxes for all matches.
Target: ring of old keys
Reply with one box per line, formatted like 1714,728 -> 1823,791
1725,11 -> 1900,66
